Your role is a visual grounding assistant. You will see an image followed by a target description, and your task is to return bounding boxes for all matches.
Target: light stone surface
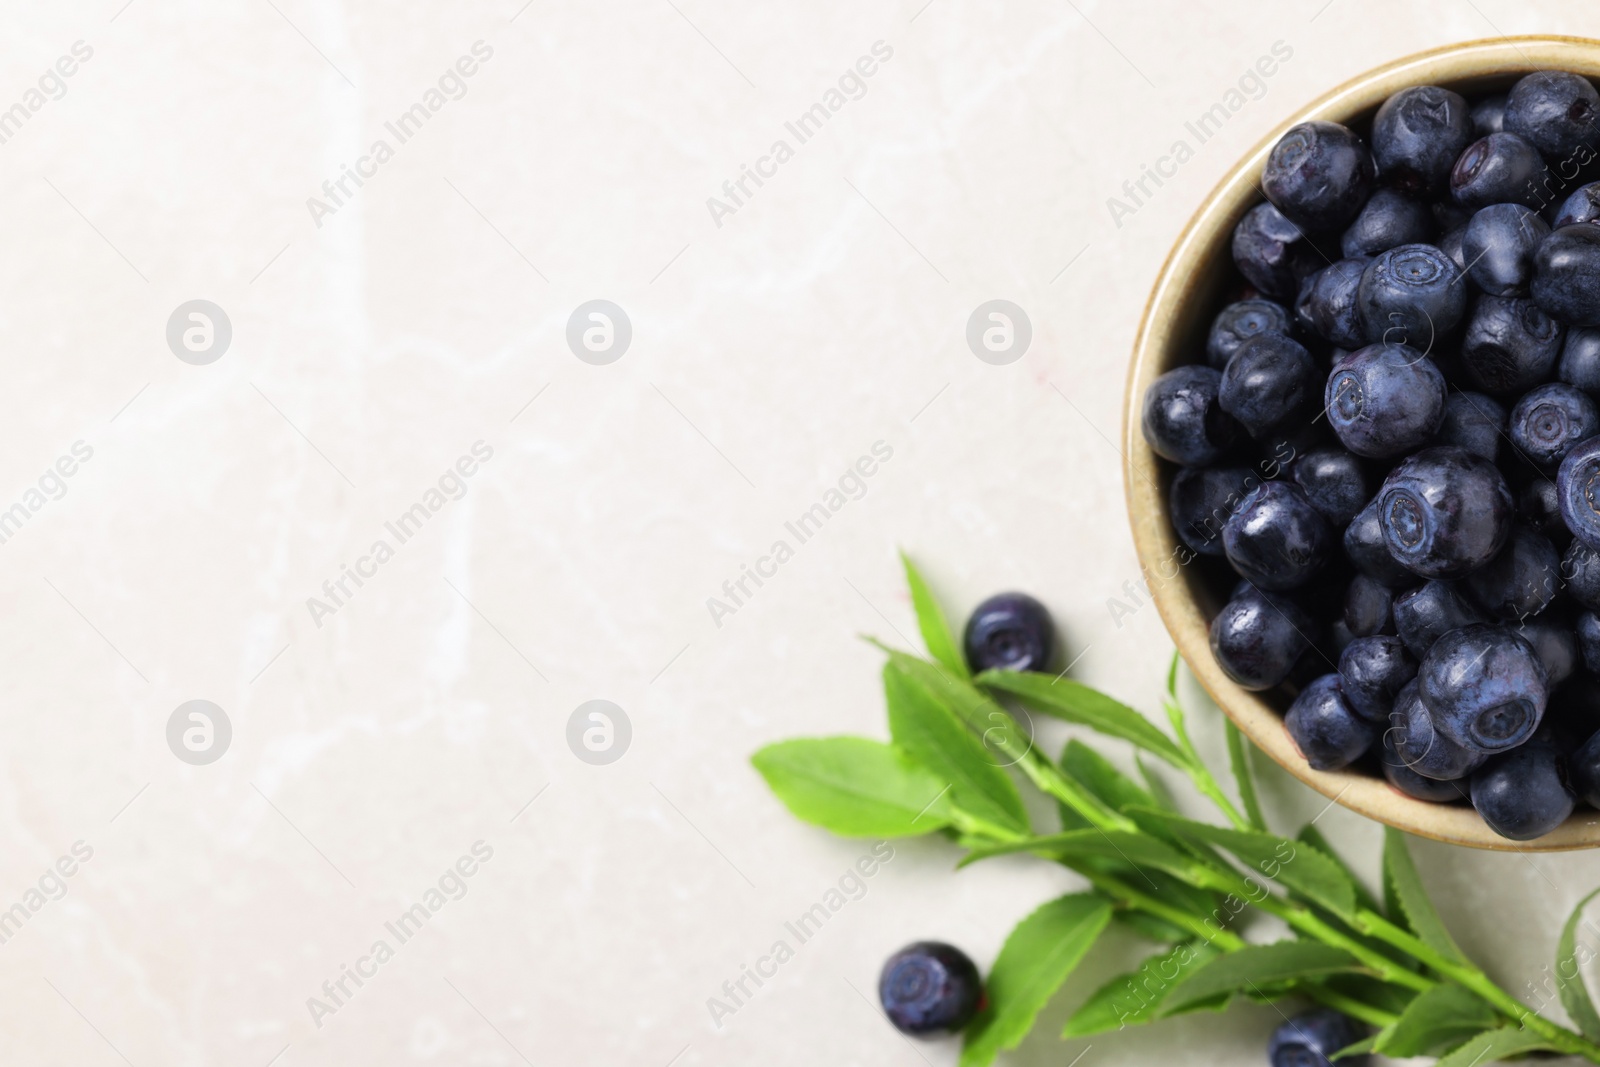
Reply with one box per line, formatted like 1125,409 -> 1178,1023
2,1 -> 1600,1064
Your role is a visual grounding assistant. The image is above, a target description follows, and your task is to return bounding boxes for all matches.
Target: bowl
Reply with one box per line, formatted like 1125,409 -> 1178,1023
1123,36 -> 1600,851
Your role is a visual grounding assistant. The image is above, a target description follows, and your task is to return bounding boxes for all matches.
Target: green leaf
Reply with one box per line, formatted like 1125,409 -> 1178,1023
976,669 -> 1190,769
1372,984 -> 1498,1058
1296,824 -> 1383,917
1063,940 -> 1221,1037
751,737 -> 954,838
900,552 -> 969,679
880,649 -> 1038,770
960,893 -> 1113,1066
1224,720 -> 1267,831
1382,828 -> 1465,964
883,662 -> 1029,836
1556,886 -> 1600,1042
1160,942 -> 1360,1014
1112,909 -> 1194,944
960,829 -> 1227,892
1330,1034 -> 1376,1060
1131,809 -> 1358,921
1061,740 -> 1156,815
1432,1027 -> 1553,1067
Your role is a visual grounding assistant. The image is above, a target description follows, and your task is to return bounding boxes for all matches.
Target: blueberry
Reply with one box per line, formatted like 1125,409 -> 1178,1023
1378,446 -> 1514,578
1169,466 -> 1256,557
1464,524 -> 1561,620
1438,225 -> 1468,272
879,942 -> 983,1035
1393,579 -> 1488,659
1344,573 -> 1396,637
1463,203 -> 1550,296
1509,383 -> 1600,469
1470,738 -> 1575,840
1357,244 -> 1466,347
1533,224 -> 1600,327
1556,181 -> 1600,228
1233,202 -> 1322,300
1578,611 -> 1600,673
1569,729 -> 1600,808
1292,449 -> 1368,525
1450,132 -> 1547,209
1207,299 -> 1291,369
1210,584 -> 1315,690
1263,121 -> 1375,234
1327,619 -> 1357,659
1325,342 -> 1446,458
1519,477 -> 1571,548
1435,391 -> 1506,462
1520,616 -> 1579,686
1219,333 -> 1318,438
1341,189 -> 1432,257
1381,723 -> 1473,802
1504,70 -> 1600,159
1339,635 -> 1417,721
1566,539 -> 1600,610
1142,365 -> 1241,465
1372,85 -> 1474,196
1285,674 -> 1376,770
1435,200 -> 1474,233
1471,93 -> 1508,137
963,593 -> 1054,673
1222,481 -> 1332,591
1269,1008 -> 1369,1067
1295,258 -> 1371,348
1390,679 -> 1490,781
1459,294 -> 1565,395
1418,625 -> 1548,753
1345,496 -> 1420,588
1559,327 -> 1600,391
1557,435 -> 1600,550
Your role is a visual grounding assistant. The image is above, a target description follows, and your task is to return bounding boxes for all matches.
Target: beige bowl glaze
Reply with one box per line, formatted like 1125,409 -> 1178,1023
1124,37 -> 1600,851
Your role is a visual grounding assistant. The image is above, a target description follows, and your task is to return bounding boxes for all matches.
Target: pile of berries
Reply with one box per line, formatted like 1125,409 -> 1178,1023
1142,71 -> 1600,840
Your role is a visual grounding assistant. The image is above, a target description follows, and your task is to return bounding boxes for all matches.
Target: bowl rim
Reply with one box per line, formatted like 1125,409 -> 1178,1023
1123,34 -> 1600,851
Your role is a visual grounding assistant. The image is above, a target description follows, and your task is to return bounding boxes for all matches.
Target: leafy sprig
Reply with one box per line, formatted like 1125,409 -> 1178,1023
750,555 -> 1600,1066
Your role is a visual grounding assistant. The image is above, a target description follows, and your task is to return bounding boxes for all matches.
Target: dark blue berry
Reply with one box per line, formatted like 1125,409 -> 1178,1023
1207,299 -> 1291,369
1504,70 -> 1600,159
1471,93 -> 1508,137
1233,202 -> 1321,300
1569,729 -> 1600,808
1418,625 -> 1548,753
1378,446 -> 1514,578
1269,1008 -> 1369,1067
1338,635 -> 1417,721
1210,584 -> 1315,691
1464,524 -> 1561,620
1219,333 -> 1318,438
1518,616 -> 1578,687
1519,477 -> 1571,548
1450,132 -> 1547,209
1559,327 -> 1600,391
1564,539 -> 1600,609
1556,181 -> 1600,228
1390,679 -> 1489,781
1381,720 -> 1473,802
879,942 -> 983,1035
1509,383 -> 1599,469
1459,294 -> 1565,395
1557,435 -> 1600,550
1344,573 -> 1396,637
1142,365 -> 1241,465
1292,449 -> 1368,525
1325,342 -> 1445,458
1169,466 -> 1256,557
1296,258 -> 1371,348
1470,738 -> 1575,840
1345,497 -> 1419,588
1463,203 -> 1549,296
1286,674 -> 1376,770
1263,121 -> 1375,234
1357,244 -> 1466,347
1435,392 -> 1506,463
1534,224 -> 1600,327
1578,611 -> 1600,673
963,593 -> 1054,673
1222,481 -> 1332,591
1393,580 -> 1488,659
1372,85 -> 1474,196
1341,189 -> 1432,257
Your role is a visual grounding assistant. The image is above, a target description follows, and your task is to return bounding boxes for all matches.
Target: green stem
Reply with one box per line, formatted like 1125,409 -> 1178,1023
1014,746 -> 1138,835
1251,895 -> 1434,994
1163,691 -> 1251,831
1224,720 -> 1268,831
1303,986 -> 1398,1030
